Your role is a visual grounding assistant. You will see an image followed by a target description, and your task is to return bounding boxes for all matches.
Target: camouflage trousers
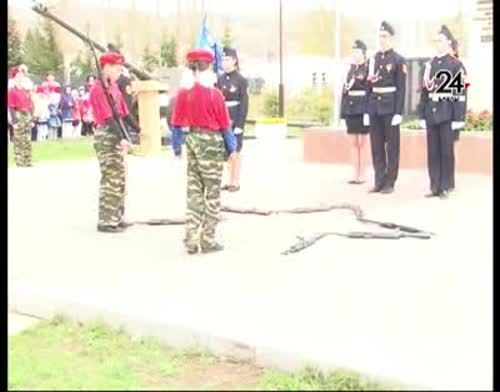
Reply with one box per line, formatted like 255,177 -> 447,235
12,112 -> 33,167
185,131 -> 225,250
93,125 -> 126,227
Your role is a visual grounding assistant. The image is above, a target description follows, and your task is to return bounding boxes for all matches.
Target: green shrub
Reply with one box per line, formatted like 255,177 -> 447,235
262,89 -> 280,118
403,119 -> 422,130
287,87 -> 333,125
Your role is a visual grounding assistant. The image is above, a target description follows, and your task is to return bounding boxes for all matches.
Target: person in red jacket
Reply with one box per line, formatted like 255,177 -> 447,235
89,52 -> 140,233
171,49 -> 236,254
78,86 -> 95,136
8,66 -> 34,167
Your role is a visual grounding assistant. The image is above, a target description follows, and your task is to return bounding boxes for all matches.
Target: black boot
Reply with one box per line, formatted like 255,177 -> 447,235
97,225 -> 125,233
380,185 -> 394,194
201,243 -> 224,254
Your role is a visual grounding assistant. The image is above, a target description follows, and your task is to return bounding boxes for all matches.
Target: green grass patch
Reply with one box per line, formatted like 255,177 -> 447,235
8,316 -> 182,390
9,316 -> 400,391
260,366 -> 399,391
8,138 -> 96,167
8,138 -> 172,167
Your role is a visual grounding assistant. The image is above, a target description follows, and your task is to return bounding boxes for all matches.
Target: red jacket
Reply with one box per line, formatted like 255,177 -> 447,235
89,81 -> 129,125
8,86 -> 33,112
171,84 -> 230,131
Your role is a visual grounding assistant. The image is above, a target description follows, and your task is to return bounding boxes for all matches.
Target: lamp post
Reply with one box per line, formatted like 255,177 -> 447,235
278,0 -> 284,117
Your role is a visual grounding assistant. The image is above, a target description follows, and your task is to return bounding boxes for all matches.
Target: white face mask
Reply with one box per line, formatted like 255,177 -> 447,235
179,69 -> 195,89
198,69 -> 217,87
179,68 -> 216,89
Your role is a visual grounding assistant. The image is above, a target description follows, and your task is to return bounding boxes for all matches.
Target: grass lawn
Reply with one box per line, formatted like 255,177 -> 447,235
8,138 -> 97,167
7,138 -> 171,167
8,316 -> 398,391
8,128 -> 303,168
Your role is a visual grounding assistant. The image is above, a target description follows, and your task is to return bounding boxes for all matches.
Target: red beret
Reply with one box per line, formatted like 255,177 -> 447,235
99,52 -> 125,67
186,49 -> 214,64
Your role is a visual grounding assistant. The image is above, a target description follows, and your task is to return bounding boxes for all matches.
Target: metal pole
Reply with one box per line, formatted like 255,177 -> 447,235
279,0 -> 284,117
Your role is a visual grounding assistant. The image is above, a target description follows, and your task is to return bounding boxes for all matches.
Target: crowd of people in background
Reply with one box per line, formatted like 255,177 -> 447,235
8,68 -> 100,143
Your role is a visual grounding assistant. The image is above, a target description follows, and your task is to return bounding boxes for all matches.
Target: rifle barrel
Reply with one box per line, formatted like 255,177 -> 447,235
31,4 -> 153,81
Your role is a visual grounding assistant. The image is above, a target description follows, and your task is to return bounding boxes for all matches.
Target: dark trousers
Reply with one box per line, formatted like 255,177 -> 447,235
450,131 -> 459,189
369,114 -> 400,188
426,121 -> 454,193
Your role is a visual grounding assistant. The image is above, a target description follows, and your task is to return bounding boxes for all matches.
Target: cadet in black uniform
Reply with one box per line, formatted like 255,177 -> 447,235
418,26 -> 467,199
217,47 -> 249,192
367,21 -> 406,194
340,40 -> 370,184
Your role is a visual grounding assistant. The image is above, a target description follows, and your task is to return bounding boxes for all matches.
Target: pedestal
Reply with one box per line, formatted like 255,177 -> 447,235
132,80 -> 168,156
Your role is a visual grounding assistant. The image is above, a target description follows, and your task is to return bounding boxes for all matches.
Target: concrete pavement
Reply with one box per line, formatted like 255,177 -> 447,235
8,140 -> 493,390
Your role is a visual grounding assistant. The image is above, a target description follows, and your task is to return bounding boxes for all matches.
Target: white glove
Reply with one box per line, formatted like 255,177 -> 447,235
419,119 -> 426,129
233,127 -> 243,135
451,121 -> 465,131
363,114 -> 370,126
391,114 -> 402,126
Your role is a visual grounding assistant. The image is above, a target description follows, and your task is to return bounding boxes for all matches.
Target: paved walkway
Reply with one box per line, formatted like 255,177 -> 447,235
8,140 -> 493,390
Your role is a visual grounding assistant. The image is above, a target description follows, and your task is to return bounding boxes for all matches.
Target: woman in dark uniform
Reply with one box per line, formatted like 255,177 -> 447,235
340,40 -> 370,184
418,26 -> 467,199
217,47 -> 249,192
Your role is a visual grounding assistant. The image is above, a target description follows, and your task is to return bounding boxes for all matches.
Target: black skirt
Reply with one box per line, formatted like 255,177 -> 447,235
345,115 -> 369,135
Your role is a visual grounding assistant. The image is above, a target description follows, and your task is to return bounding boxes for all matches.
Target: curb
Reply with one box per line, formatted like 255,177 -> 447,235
9,284 -> 309,373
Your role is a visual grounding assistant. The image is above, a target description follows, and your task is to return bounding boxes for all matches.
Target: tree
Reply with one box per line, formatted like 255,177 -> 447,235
70,50 -> 95,85
8,11 -> 24,67
41,19 -> 64,74
141,44 -> 159,72
299,6 -> 355,57
23,20 -> 64,80
222,24 -> 233,47
113,30 -> 125,52
160,33 -> 178,68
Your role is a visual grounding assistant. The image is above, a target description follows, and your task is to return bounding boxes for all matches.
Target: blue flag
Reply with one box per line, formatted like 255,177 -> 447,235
196,15 -> 223,74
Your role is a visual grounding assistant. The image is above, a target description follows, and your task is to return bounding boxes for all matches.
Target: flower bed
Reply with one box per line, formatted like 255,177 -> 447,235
465,110 -> 492,132
402,110 -> 492,132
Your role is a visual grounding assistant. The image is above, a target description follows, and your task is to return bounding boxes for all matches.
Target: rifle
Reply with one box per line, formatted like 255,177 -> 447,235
131,218 -> 185,226
31,1 -> 152,81
358,218 -> 436,235
87,39 -> 133,145
281,233 -> 331,255
281,230 -> 433,255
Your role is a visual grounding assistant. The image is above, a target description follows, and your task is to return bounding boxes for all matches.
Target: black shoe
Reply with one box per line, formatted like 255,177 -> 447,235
227,185 -> 240,192
221,184 -> 231,191
380,186 -> 394,194
118,221 -> 133,228
186,247 -> 199,255
425,191 -> 440,198
439,190 -> 449,199
369,186 -> 383,193
97,225 -> 125,233
201,243 -> 224,254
